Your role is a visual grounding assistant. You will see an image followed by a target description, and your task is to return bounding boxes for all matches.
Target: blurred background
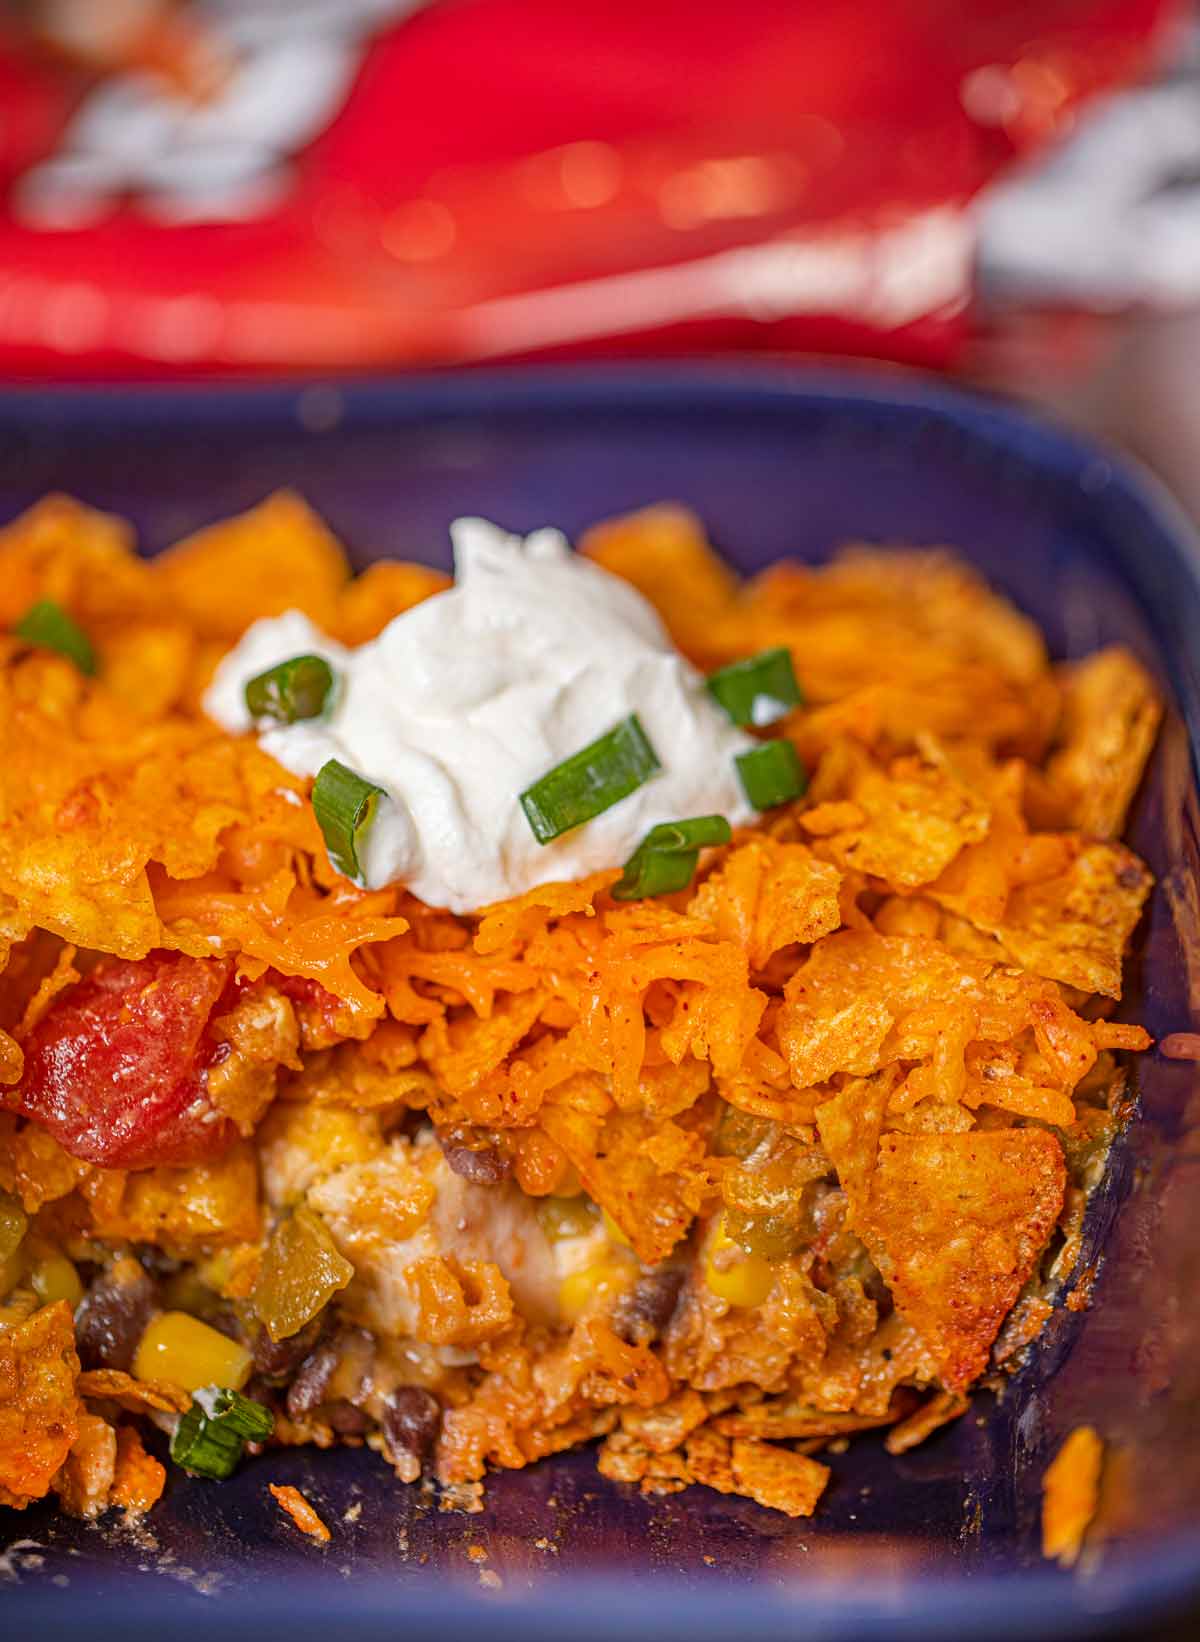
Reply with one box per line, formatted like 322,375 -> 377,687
1,0 -> 1199,514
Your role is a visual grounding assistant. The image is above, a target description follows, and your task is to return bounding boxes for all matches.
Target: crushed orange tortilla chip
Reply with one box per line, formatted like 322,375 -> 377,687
0,1301 -> 81,1509
53,1409 -> 118,1518
580,504 -> 740,662
1042,1425 -> 1104,1566
0,1027 -> 21,1086
852,1130 -> 1066,1390
154,492 -> 349,643
110,1424 -> 167,1514
270,1482 -> 332,1542
76,1369 -> 193,1414
1042,648 -> 1161,838
689,836 -> 842,969
803,740 -> 991,889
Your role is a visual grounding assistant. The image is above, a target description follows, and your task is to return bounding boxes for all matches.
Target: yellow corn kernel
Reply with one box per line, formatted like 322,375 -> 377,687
601,1209 -> 631,1249
133,1310 -> 253,1393
558,1260 -> 632,1324
536,1194 -> 597,1242
704,1216 -> 775,1309
28,1246 -> 84,1310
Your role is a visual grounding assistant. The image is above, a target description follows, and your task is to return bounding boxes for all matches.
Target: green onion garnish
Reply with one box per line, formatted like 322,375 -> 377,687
612,814 -> 732,901
312,758 -> 385,882
171,1407 -> 244,1480
520,714 -> 661,845
194,1386 -> 276,1442
706,647 -> 801,727
171,1387 -> 275,1480
735,740 -> 807,810
244,654 -> 334,724
13,599 -> 95,675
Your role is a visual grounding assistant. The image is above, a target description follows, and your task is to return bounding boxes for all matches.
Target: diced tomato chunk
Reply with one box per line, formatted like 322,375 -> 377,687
11,952 -> 235,1169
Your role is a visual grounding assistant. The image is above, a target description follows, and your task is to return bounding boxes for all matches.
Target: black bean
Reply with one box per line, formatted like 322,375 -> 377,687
610,1267 -> 685,1346
381,1386 -> 441,1471
74,1260 -> 158,1372
437,1134 -> 511,1185
325,1400 -> 370,1435
241,1375 -> 282,1412
285,1341 -> 339,1419
252,1314 -> 324,1382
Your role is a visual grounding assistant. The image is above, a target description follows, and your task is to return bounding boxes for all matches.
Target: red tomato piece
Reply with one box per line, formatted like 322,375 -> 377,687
12,952 -> 235,1169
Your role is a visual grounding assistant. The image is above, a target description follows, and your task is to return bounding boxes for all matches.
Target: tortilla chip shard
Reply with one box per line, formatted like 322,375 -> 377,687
856,1129 -> 1066,1392
0,1300 -> 81,1509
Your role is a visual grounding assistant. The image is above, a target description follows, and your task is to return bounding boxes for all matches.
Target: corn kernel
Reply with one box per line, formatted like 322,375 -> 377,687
705,1254 -> 775,1308
28,1246 -> 83,1310
704,1215 -> 775,1308
558,1260 -> 633,1324
133,1310 -> 253,1393
537,1194 -> 597,1242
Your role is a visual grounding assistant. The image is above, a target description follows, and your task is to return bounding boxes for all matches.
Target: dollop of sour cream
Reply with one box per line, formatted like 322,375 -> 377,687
204,518 -> 757,912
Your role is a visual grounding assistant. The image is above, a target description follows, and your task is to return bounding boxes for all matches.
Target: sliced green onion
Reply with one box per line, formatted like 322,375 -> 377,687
613,815 -> 732,901
171,1386 -> 275,1479
13,599 -> 95,675
170,1405 -> 246,1480
312,758 -> 384,882
735,740 -> 807,810
194,1385 -> 276,1443
706,647 -> 801,727
520,714 -> 661,845
244,654 -> 334,724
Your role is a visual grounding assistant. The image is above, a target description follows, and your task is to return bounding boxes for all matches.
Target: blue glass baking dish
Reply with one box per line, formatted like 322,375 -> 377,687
1,365 -> 1199,1641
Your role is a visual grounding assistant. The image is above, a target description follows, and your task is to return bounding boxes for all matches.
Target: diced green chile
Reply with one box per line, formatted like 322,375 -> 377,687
706,647 -> 802,727
0,1189 -> 28,1265
13,599 -> 95,675
252,1203 -> 353,1343
612,814 -> 731,901
312,758 -> 385,882
244,653 -> 334,724
734,739 -> 807,810
519,714 -> 661,844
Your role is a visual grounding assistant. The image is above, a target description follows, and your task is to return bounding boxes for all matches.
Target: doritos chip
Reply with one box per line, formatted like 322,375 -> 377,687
803,741 -> 990,889
0,1301 -> 81,1509
1042,1425 -> 1104,1566
75,1369 -> 192,1415
153,492 -> 349,642
854,1130 -> 1066,1390
1043,649 -> 1161,839
109,1424 -> 167,1515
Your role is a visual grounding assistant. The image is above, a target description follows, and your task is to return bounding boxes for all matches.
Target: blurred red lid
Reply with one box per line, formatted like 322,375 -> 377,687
0,0 -> 1180,378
